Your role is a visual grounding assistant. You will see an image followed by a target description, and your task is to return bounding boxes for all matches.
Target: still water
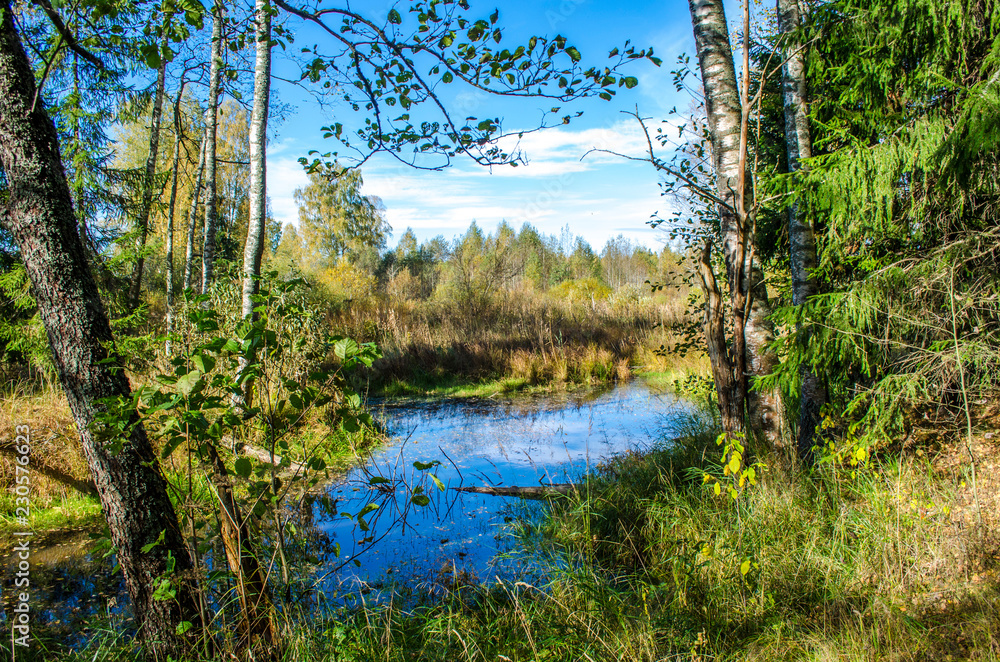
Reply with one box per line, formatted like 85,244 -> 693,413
2,380 -> 688,641
304,381 -> 686,600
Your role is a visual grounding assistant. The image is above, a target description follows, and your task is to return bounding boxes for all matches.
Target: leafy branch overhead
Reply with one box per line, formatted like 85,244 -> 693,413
272,0 -> 657,170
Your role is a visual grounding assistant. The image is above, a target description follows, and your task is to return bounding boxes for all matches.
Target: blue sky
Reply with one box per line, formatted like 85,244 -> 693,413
264,0 -> 717,252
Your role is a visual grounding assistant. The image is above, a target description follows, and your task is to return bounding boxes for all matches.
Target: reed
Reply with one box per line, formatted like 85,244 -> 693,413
331,286 -> 703,395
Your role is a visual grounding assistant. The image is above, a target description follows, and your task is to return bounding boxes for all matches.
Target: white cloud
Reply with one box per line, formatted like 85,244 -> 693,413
466,120 -> 650,177
267,156 -> 310,227
265,120 -> 677,252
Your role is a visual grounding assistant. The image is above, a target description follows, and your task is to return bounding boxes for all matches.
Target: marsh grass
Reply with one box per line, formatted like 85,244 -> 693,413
332,288 -> 705,395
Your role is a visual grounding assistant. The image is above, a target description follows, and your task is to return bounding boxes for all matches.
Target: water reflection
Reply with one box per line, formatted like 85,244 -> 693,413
1,381 -> 686,643
301,381 -> 684,603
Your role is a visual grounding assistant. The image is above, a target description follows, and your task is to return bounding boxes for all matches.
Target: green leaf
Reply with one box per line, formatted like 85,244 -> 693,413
191,354 -> 215,373
160,435 -> 185,460
234,457 -> 253,478
622,76 -> 639,89
141,529 -> 166,554
565,46 -> 581,62
152,578 -> 177,602
411,494 -> 430,506
334,337 -> 360,361
175,370 -> 202,396
176,621 -> 193,635
413,460 -> 440,471
388,9 -> 401,24
430,473 -> 446,492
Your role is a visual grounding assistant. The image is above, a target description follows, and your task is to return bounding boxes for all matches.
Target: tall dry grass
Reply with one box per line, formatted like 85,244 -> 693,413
329,285 -> 701,393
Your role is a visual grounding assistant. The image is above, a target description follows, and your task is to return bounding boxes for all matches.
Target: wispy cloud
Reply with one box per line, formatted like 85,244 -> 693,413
266,120 -> 674,250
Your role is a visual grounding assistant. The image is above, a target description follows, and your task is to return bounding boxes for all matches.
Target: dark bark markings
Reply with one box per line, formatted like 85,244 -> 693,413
687,0 -> 783,445
202,4 -> 224,293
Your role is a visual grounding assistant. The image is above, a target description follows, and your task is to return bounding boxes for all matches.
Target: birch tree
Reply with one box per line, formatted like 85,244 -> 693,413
184,129 -> 207,291
777,0 -> 825,460
128,43 -> 168,310
202,3 -> 224,293
687,0 -> 783,445
165,78 -> 188,354
240,0 -> 272,321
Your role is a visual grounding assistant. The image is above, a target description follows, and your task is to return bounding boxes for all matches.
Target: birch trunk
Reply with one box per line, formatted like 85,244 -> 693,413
0,6 -> 202,657
129,50 -> 168,309
241,0 -> 272,320
236,0 -> 273,409
778,0 -> 826,461
202,4 -> 224,293
165,80 -> 187,354
687,0 -> 783,446
184,130 -> 207,291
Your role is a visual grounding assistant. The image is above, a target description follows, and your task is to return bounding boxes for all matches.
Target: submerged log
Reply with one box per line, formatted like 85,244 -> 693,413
452,484 -> 579,499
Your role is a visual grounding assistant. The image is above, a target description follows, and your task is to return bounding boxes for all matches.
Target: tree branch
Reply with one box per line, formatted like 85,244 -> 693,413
31,0 -> 105,70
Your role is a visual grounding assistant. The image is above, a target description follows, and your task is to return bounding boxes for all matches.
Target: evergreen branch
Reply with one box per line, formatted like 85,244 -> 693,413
31,0 -> 105,70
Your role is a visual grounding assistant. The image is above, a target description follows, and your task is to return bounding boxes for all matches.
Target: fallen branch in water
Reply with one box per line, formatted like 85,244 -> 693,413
452,484 -> 579,499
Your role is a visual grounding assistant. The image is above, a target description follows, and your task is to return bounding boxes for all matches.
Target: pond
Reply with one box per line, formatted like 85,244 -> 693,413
301,380 -> 688,602
2,380 -> 691,642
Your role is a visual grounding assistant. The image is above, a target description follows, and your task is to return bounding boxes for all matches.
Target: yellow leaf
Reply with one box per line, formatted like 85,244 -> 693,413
728,453 -> 741,474
713,482 -> 721,496
740,560 -> 750,576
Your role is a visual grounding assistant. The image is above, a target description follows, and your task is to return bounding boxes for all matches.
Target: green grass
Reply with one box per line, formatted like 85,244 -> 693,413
0,490 -> 102,543
241,436 -> 993,662
375,373 -> 570,398
263,417 -> 997,662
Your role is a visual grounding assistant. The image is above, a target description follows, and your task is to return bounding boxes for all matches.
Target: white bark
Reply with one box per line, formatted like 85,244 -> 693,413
165,80 -> 187,354
129,53 -> 167,308
184,130 -> 208,291
241,0 -> 272,319
688,0 -> 783,447
202,3 -> 224,293
778,0 -> 825,460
